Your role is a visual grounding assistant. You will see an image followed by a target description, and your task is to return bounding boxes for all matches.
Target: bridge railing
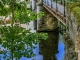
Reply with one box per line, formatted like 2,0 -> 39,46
43,0 -> 66,17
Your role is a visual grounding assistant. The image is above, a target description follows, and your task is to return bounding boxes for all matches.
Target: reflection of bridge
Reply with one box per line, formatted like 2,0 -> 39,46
32,0 -> 80,60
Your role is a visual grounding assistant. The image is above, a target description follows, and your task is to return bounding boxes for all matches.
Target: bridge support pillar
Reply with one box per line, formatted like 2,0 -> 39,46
36,0 -> 43,30
36,0 -> 58,31
32,0 -> 36,11
32,0 -> 37,29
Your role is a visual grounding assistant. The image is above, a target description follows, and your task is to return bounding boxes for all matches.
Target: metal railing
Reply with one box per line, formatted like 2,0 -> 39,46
43,0 -> 66,25
43,3 -> 66,25
43,0 -> 66,17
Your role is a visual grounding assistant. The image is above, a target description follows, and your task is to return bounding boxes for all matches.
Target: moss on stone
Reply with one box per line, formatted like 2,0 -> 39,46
63,33 -> 77,60
37,2 -> 43,6
67,2 -> 80,26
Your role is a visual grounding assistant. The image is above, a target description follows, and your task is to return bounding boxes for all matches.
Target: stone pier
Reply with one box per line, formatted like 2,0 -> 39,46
36,2 -> 58,31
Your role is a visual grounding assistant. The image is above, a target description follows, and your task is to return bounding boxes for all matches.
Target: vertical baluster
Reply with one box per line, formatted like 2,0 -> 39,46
45,0 -> 47,4
46,0 -> 48,4
32,0 -> 35,11
56,0 -> 57,11
49,0 -> 50,7
48,0 -> 50,6
49,0 -> 51,7
50,0 -> 51,7
46,0 -> 47,4
64,0 -> 65,17
51,0 -> 52,8
43,0 -> 44,4
42,0 -> 44,3
44,0 -> 45,3
47,0 -> 49,6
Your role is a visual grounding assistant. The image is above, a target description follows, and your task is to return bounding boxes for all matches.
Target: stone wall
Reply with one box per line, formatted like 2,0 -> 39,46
63,33 -> 77,60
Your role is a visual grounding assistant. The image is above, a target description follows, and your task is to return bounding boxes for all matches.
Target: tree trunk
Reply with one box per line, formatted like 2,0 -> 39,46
11,0 -> 15,60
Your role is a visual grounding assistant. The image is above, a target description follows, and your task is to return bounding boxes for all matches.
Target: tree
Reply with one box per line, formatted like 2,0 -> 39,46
0,0 -> 48,60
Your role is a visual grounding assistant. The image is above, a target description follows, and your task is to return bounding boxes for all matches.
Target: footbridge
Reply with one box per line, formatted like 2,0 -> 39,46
32,0 -> 80,60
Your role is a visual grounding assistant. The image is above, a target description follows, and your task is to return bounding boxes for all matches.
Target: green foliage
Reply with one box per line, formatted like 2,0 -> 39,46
67,2 -> 80,9
67,0 -> 79,3
67,2 -> 80,26
0,0 -> 48,60
0,24 -> 48,59
0,0 -> 11,16
72,7 -> 80,21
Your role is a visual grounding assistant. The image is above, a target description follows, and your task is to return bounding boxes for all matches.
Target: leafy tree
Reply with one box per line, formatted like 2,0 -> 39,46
0,0 -> 48,60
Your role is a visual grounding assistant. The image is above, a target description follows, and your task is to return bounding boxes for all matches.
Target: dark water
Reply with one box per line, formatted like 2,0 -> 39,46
39,32 -> 59,60
20,32 -> 65,60
0,32 -> 65,60
39,32 -> 65,60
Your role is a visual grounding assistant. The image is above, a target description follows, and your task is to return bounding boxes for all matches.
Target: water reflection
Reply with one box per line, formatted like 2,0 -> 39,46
0,21 -> 65,60
20,44 -> 43,60
56,33 -> 65,60
39,32 -> 59,60
0,32 -> 65,60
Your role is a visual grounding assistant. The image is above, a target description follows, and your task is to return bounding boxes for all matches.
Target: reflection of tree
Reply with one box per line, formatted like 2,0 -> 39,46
39,32 -> 59,60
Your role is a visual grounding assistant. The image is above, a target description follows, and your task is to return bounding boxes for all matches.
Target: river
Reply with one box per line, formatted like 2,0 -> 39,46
0,21 -> 65,60
20,21 -> 65,60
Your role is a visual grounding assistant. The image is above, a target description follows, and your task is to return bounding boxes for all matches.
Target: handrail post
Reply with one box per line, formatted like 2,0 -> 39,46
47,0 -> 49,6
32,0 -> 37,29
51,0 -> 52,8
36,0 -> 43,30
64,0 -> 66,17
46,0 -> 47,4
44,0 -> 46,4
56,0 -> 58,12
